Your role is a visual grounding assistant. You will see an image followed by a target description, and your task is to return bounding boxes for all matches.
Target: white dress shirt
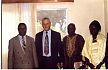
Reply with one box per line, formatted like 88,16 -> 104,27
18,35 -> 26,48
42,29 -> 51,57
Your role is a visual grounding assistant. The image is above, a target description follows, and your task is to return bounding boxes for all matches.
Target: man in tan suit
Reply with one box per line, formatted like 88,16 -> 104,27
8,23 -> 38,69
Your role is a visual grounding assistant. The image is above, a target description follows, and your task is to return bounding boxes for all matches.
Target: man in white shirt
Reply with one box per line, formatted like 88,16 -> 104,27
35,17 -> 64,69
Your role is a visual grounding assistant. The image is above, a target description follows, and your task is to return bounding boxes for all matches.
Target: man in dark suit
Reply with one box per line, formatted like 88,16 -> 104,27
35,17 -> 64,69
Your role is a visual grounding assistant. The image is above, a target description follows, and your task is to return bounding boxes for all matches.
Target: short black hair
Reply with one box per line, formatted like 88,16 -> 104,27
68,23 -> 76,29
42,17 -> 51,23
18,23 -> 27,29
89,20 -> 101,32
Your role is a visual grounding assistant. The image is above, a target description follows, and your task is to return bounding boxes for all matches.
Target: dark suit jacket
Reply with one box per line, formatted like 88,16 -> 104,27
105,33 -> 108,68
35,30 -> 64,68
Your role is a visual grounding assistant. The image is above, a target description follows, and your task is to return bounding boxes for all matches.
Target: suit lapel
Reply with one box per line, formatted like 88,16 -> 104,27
40,31 -> 43,56
15,35 -> 25,54
26,35 -> 29,48
51,30 -> 54,55
16,35 -> 21,48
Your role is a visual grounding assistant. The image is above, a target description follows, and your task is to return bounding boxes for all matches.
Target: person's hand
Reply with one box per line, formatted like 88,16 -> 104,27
84,57 -> 89,63
84,56 -> 95,69
57,63 -> 60,69
57,62 -> 63,69
96,62 -> 103,69
60,62 -> 63,68
89,63 -> 95,69
74,62 -> 82,69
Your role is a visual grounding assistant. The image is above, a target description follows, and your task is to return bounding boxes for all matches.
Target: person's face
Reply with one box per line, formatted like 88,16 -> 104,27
68,24 -> 76,36
18,24 -> 27,36
89,25 -> 98,36
42,19 -> 51,31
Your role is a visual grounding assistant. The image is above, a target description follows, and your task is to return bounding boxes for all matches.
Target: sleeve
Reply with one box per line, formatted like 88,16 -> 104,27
58,33 -> 64,63
8,40 -> 14,69
35,34 -> 40,67
32,38 -> 39,68
74,35 -> 85,61
62,37 -> 66,60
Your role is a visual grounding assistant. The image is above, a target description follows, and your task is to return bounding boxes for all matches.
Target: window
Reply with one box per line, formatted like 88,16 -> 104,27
36,9 -> 67,38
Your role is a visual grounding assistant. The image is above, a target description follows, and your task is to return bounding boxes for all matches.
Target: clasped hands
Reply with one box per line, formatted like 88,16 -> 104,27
57,62 -> 63,69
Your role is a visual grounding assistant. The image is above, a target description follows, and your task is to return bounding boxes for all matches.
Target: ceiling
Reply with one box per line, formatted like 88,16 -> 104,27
2,0 -> 74,3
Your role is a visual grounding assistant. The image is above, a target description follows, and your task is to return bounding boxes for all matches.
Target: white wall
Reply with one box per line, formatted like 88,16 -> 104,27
106,0 -> 108,32
72,0 -> 105,38
0,2 -> 1,69
104,0 -> 108,34
2,0 -> 107,68
36,0 -> 105,38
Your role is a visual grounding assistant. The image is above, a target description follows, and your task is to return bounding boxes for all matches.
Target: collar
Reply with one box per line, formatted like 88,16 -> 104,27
18,34 -> 26,39
43,29 -> 51,34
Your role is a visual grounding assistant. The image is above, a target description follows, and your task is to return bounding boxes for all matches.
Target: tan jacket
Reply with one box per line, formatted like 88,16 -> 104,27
8,35 -> 38,69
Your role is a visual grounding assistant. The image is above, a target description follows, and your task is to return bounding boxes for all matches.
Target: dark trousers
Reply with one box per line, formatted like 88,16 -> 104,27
39,56 -> 58,69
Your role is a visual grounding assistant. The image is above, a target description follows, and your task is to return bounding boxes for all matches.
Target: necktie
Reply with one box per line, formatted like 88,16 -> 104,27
44,32 -> 49,55
22,36 -> 26,49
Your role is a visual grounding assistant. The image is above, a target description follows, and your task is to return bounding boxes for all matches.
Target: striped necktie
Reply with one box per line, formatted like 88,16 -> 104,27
44,32 -> 49,55
22,36 -> 26,49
